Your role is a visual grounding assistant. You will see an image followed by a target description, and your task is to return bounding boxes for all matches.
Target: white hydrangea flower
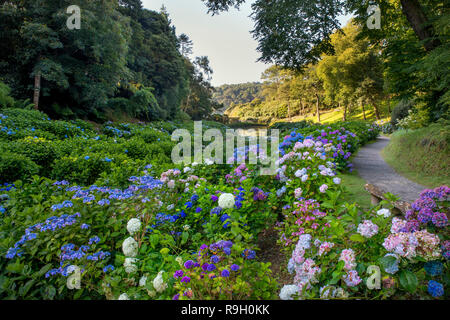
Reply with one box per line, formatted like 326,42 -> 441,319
183,167 -> 191,173
66,265 -> 81,290
153,271 -> 167,293
279,285 -> 299,300
139,275 -> 147,287
122,237 -> 138,257
204,158 -> 214,165
376,208 -> 391,218
124,257 -> 138,273
175,256 -> 183,266
218,193 -> 235,209
118,293 -> 130,300
126,218 -> 141,235
333,177 -> 341,185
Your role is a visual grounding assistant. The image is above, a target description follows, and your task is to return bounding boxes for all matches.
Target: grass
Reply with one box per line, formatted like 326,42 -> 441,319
271,105 -> 390,126
340,170 -> 373,212
381,122 -> 450,188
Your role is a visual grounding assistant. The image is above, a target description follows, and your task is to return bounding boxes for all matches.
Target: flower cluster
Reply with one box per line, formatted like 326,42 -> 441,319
406,186 -> 449,228
357,220 -> 379,238
383,223 -> 441,260
172,240 -> 251,300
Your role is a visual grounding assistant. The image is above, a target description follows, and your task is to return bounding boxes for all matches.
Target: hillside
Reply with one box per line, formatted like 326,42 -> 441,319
213,82 -> 263,108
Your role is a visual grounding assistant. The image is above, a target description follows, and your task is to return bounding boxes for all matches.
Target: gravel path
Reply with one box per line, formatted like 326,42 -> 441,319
352,136 -> 426,203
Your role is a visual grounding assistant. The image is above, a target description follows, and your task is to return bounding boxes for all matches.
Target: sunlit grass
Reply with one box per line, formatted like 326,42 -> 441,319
273,105 -> 390,125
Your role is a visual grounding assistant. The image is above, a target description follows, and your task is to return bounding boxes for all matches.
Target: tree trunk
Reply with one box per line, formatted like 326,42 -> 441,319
288,101 -> 291,121
400,0 -> 440,51
342,102 -> 347,121
316,94 -> 320,123
361,101 -> 366,120
373,103 -> 381,120
33,71 -> 41,110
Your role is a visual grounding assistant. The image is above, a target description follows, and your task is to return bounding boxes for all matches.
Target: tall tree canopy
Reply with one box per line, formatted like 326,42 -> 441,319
0,0 -> 216,121
203,0 -> 449,121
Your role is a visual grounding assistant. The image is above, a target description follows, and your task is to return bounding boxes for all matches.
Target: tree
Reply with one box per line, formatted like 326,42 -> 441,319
179,34 -> 194,58
117,6 -> 190,120
202,1 -> 447,122
0,0 -> 131,117
203,0 -> 444,56
203,0 -> 344,68
317,21 -> 384,120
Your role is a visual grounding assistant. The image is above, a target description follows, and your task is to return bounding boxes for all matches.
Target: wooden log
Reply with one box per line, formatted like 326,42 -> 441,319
364,183 -> 412,215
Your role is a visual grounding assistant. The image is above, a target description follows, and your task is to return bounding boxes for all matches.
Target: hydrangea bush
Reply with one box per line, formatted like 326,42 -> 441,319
2,109 -> 448,300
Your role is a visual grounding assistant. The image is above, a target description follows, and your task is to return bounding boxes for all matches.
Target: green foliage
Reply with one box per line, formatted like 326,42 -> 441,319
391,99 -> 413,127
0,1 -> 215,121
0,81 -> 15,108
0,0 -> 132,118
204,0 -> 448,126
0,152 -> 39,183
213,83 -> 263,108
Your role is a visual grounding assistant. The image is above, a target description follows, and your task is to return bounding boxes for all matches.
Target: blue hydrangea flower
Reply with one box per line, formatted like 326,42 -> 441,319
424,261 -> 443,276
103,265 -> 114,272
428,280 -> 444,297
230,264 -> 240,272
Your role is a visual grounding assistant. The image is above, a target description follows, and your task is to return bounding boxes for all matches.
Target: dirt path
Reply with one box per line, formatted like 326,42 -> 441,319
352,136 -> 426,203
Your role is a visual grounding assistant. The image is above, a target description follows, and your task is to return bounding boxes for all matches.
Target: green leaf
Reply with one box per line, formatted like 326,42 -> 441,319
329,271 -> 342,285
42,285 -> 56,300
378,255 -> 397,272
140,243 -> 148,254
73,288 -> 84,300
349,234 -> 365,243
19,279 -> 35,297
149,234 -> 159,248
6,261 -> 24,274
36,264 -> 53,278
181,232 -> 189,244
399,270 -> 418,293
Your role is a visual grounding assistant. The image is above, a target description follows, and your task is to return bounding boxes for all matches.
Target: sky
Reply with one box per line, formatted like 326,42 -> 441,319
141,0 -> 351,87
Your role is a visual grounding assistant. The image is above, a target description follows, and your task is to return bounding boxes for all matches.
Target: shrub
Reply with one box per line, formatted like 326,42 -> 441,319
51,154 -> 121,186
0,152 -> 39,183
0,81 -> 15,108
391,99 -> 413,127
5,137 -> 57,176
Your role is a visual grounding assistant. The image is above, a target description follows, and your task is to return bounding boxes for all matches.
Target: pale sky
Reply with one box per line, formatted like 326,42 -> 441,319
141,0 -> 351,86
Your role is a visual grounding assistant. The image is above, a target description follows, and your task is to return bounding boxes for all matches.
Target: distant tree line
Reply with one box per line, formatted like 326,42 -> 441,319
213,82 -> 263,108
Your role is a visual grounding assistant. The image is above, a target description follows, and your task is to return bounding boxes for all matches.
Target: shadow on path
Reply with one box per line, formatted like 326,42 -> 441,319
352,136 -> 426,203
